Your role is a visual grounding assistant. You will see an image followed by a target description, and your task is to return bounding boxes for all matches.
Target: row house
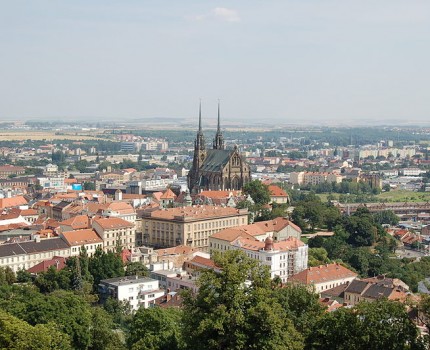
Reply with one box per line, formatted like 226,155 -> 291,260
92,217 -> 136,252
0,237 -> 70,272
60,229 -> 103,256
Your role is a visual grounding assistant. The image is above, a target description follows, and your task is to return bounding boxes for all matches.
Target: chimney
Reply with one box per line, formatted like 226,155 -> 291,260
115,189 -> 123,201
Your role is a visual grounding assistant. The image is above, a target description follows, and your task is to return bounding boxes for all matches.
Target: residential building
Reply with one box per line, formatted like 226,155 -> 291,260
289,263 -> 357,293
289,172 -> 343,186
0,237 -> 70,272
98,276 -> 165,311
344,279 -> 409,306
0,195 -> 28,211
92,217 -> 136,252
209,217 -> 302,246
210,233 -> 307,282
140,205 -> 249,250
268,185 -> 289,204
60,229 -> 104,256
0,165 -> 25,179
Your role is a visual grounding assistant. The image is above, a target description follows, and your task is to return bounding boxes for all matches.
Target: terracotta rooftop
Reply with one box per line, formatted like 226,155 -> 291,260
93,217 -> 134,230
27,256 -> 66,274
61,228 -> 103,246
268,185 -> 289,197
0,196 -> 28,210
289,263 -> 357,285
199,190 -> 242,199
189,255 -> 218,270
154,245 -> 196,256
160,188 -> 176,200
60,215 -> 90,230
105,202 -> 135,214
210,217 -> 301,240
232,236 -> 304,252
211,228 -> 255,241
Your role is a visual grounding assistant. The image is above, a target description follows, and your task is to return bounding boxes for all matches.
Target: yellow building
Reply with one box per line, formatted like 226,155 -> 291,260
140,205 -> 249,251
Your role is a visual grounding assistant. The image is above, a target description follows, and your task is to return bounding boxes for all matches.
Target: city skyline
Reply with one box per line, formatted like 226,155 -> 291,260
1,1 -> 430,123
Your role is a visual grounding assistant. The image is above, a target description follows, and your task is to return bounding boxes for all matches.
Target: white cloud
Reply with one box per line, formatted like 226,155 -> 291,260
212,7 -> 240,22
187,7 -> 240,23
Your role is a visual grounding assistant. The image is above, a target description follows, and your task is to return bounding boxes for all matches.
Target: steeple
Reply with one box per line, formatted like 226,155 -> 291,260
213,99 -> 225,150
195,99 -> 205,150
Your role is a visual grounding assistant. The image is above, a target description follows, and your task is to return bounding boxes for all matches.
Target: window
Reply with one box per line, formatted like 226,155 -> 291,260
266,257 -> 272,261
129,287 -> 134,292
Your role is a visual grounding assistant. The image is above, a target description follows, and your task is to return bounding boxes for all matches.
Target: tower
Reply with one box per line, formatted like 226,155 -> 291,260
188,100 -> 207,192
213,100 -> 224,150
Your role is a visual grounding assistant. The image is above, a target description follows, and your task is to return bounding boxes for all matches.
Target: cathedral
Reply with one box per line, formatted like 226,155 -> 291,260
187,101 -> 251,194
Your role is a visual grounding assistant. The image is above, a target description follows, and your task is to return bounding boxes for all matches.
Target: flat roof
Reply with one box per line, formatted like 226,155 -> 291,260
99,275 -> 156,286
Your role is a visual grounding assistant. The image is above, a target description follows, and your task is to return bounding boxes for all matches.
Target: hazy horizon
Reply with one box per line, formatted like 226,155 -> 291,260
1,1 -> 429,123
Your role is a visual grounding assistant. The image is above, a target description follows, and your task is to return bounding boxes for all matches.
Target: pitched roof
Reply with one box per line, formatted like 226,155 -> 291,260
105,202 -> 135,214
93,217 -> 134,230
61,229 -> 103,246
200,149 -> 233,172
268,185 -> 289,197
154,245 -> 196,256
0,196 -> 28,210
199,190 -> 242,199
0,237 -> 69,258
211,217 -> 301,240
27,256 -> 67,274
289,263 -> 357,285
60,215 -> 90,230
211,228 -> 256,241
160,188 -> 176,200
189,255 -> 218,270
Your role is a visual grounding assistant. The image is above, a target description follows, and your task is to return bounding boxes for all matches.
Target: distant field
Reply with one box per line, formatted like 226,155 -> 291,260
317,190 -> 430,203
0,131 -> 112,141
377,190 -> 430,202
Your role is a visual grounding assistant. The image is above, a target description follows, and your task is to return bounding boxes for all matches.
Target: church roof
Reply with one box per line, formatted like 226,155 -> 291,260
200,149 -> 232,172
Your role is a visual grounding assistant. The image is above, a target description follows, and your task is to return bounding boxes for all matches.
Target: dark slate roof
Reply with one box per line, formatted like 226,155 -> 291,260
321,283 -> 349,298
344,279 -> 369,294
362,283 -> 392,299
0,238 -> 69,258
53,201 -> 70,210
200,150 -> 232,172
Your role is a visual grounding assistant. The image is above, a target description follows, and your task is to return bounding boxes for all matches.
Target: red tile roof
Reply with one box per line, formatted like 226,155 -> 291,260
268,185 -> 289,197
27,256 -> 67,274
0,196 -> 28,210
60,215 -> 90,230
289,263 -> 357,285
61,228 -> 103,246
93,217 -> 134,230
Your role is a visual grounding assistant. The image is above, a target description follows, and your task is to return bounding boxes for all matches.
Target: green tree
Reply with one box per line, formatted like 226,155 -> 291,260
0,266 -> 16,285
308,247 -> 331,267
242,180 -> 271,206
128,307 -> 182,350
90,307 -> 125,350
84,181 -> 96,190
0,310 -> 72,350
373,210 -> 399,226
88,247 -> 124,289
273,284 -> 324,336
307,299 -> 423,350
125,262 -> 149,277
181,250 -> 303,350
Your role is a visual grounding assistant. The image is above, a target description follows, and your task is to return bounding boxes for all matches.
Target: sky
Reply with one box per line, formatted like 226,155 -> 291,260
1,1 -> 430,124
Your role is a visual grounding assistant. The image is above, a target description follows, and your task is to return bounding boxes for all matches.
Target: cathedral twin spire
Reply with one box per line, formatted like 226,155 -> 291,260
195,100 -> 225,151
